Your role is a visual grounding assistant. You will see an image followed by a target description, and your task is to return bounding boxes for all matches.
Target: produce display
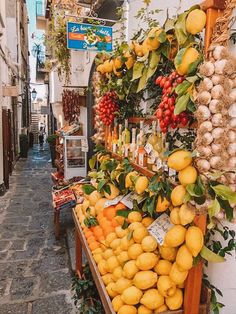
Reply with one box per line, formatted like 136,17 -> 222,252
62,89 -> 82,123
53,188 -> 76,211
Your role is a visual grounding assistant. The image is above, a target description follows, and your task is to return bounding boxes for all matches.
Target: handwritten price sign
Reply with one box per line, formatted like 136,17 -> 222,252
147,213 -> 173,245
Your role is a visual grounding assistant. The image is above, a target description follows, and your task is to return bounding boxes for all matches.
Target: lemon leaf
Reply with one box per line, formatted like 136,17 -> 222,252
97,179 -> 107,192
208,199 -> 220,220
174,48 -> 186,67
174,12 -> 189,46
200,245 -> 225,263
136,67 -> 148,93
212,185 -> 236,203
174,94 -> 190,115
132,62 -> 144,81
82,184 -> 96,195
149,51 -> 160,69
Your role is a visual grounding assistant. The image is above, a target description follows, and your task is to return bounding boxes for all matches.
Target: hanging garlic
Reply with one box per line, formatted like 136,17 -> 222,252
229,104 -> 236,118
209,99 -> 220,114
213,46 -> 227,60
212,113 -> 223,126
202,132 -> 214,145
212,127 -> 224,139
196,159 -> 211,172
229,118 -> 236,129
199,121 -> 213,132
211,75 -> 223,86
197,146 -> 212,157
211,143 -> 223,155
228,144 -> 236,156
228,157 -> 236,169
209,156 -> 223,169
228,130 -> 236,143
229,89 -> 236,102
197,91 -> 212,105
196,105 -> 211,120
199,61 -> 215,76
226,172 -> 236,184
211,85 -> 224,99
203,78 -> 213,91
215,211 -> 225,220
214,59 -> 227,74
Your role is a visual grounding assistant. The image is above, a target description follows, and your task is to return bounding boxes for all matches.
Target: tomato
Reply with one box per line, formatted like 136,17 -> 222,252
166,87 -> 172,94
176,77 -> 184,83
162,127 -> 167,133
168,97 -> 175,107
170,122 -> 177,129
155,76 -> 162,85
164,103 -> 169,109
156,109 -> 163,119
164,116 -> 170,124
160,78 -> 166,88
164,81 -> 171,89
159,102 -> 165,109
165,109 -> 171,116
181,117 -> 188,126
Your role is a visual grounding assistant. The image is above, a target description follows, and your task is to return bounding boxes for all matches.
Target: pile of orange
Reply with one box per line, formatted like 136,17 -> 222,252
83,202 -> 127,252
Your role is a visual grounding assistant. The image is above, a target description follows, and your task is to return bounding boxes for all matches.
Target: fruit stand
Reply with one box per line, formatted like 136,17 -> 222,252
72,0 -> 236,313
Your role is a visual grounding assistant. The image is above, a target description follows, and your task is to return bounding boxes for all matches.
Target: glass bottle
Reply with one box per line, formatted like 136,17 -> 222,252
129,128 -> 137,162
112,123 -> 118,153
137,129 -> 147,167
117,124 -> 123,155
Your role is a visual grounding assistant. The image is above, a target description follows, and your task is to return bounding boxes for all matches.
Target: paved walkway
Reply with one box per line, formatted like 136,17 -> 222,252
0,145 -> 75,314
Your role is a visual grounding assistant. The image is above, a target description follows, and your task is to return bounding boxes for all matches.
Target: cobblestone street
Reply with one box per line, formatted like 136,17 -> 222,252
0,146 -> 75,314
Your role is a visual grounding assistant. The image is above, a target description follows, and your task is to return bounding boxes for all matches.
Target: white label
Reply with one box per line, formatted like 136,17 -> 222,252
156,158 -> 162,170
147,213 -> 173,245
81,139 -> 88,152
144,143 -> 153,154
138,154 -> 144,167
121,192 -> 145,209
104,195 -> 124,208
169,168 -> 176,177
112,143 -> 117,153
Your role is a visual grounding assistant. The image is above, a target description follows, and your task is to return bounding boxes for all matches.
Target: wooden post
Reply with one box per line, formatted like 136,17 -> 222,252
184,1 -> 225,313
75,228 -> 83,277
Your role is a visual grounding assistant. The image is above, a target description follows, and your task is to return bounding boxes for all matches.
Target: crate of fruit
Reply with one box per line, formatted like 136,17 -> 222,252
52,188 -> 76,211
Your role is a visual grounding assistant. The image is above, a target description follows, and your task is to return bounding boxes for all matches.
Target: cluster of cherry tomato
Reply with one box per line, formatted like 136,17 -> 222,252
98,91 -> 119,126
155,71 -> 189,133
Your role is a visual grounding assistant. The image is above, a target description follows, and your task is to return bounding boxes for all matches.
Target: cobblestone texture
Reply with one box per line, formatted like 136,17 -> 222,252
0,146 -> 76,313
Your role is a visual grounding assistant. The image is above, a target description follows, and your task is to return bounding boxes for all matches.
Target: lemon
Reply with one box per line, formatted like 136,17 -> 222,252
171,185 -> 186,206
82,200 -> 90,213
142,217 -> 154,227
104,183 -> 120,200
103,248 -> 114,260
117,251 -> 129,264
186,9 -> 206,35
128,222 -> 143,231
118,305 -> 137,314
169,262 -> 188,285
175,47 -> 200,76
112,266 -> 123,281
93,253 -> 103,264
92,248 -> 103,255
102,273 -> 114,285
123,260 -> 139,279
167,150 -> 192,171
164,225 -> 186,247
176,244 -> 193,271
179,204 -> 195,225
141,236 -> 158,252
133,227 -> 149,243
170,207 -> 181,225
107,256 -> 120,273
128,211 -> 142,223
165,288 -> 183,310
157,275 -> 176,297
143,28 -> 163,51
113,278 -> 132,294
115,226 -> 129,238
110,238 -> 121,250
98,259 -> 107,275
94,198 -> 107,214
136,252 -> 159,270
133,271 -> 158,290
178,165 -> 198,186
114,246 -> 123,256
106,233 -> 117,245
156,196 -> 170,212
159,246 -> 177,261
154,304 -> 168,313
185,226 -> 204,257
128,243 -> 143,260
135,176 -> 149,194
115,216 -> 126,225
88,190 -> 102,206
121,286 -> 143,305
112,295 -> 124,312
140,289 -> 164,310
138,305 -> 153,314
154,259 -> 172,275
106,282 -> 118,298
125,171 -> 138,188
120,236 -> 134,250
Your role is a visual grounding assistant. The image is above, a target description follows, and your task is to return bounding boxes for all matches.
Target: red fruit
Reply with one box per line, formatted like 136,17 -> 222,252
170,122 -> 177,129
166,87 -> 172,94
164,81 -> 171,89
162,96 -> 169,103
164,116 -> 170,124
160,78 -> 166,88
168,98 -> 175,107
156,109 -> 163,119
176,77 -> 184,83
172,82 -> 178,87
160,121 -> 165,129
159,102 -> 165,109
165,109 -> 171,116
181,117 -> 188,126
155,76 -> 162,85
162,127 -> 167,133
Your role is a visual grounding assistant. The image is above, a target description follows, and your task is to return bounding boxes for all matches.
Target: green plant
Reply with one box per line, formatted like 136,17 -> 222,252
72,264 -> 104,314
47,134 -> 58,144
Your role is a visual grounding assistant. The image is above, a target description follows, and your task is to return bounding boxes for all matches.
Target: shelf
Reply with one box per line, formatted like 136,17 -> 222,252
67,157 -> 85,160
128,116 -> 156,124
110,151 -> 155,178
72,209 -> 115,314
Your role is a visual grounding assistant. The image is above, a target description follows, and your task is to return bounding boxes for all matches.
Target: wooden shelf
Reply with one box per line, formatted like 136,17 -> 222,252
128,116 -> 156,124
110,151 -> 155,178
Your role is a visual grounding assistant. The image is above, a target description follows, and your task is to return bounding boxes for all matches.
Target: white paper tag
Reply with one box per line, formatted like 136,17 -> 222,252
147,213 -> 173,245
104,195 -> 124,208
169,168 -> 176,177
144,143 -> 153,154
156,158 -> 162,170
81,138 -> 88,152
121,192 -> 145,209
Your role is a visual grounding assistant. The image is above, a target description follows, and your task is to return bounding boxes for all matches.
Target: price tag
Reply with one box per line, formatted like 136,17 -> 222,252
156,158 -> 162,170
147,213 -> 173,245
144,143 -> 153,154
104,195 -> 124,208
169,168 -> 176,177
81,138 -> 89,152
121,192 -> 145,209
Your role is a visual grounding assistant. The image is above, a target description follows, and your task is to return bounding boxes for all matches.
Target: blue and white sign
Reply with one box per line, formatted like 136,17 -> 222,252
67,22 -> 113,52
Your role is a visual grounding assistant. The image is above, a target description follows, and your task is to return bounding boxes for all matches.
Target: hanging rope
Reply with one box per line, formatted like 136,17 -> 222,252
210,0 -> 236,47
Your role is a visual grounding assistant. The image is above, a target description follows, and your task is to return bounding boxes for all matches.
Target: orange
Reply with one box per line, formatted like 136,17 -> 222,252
97,235 -> 105,242
103,226 -> 115,237
87,236 -> 96,244
105,207 -> 117,221
111,218 -> 119,227
115,216 -> 126,225
115,203 -> 126,211
99,217 -> 109,226
97,212 -> 104,222
89,241 -> 100,251
85,231 -> 94,239
100,220 -> 112,229
93,226 -> 104,238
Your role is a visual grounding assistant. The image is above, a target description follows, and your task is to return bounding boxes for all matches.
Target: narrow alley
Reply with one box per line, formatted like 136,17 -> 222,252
0,146 -> 75,314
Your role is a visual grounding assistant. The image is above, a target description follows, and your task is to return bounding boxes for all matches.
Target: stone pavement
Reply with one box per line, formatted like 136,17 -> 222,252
0,145 -> 76,314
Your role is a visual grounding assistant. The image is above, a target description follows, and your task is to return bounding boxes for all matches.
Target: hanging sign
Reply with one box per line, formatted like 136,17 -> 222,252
67,22 -> 113,52
147,213 -> 173,245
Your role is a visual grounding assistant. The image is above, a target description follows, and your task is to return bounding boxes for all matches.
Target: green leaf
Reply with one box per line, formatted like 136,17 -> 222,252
137,53 -> 149,62
200,245 -> 226,263
175,80 -> 191,95
149,51 -> 160,69
89,155 -> 97,169
147,66 -> 158,81
217,198 -> 234,221
118,172 -> 126,191
97,179 -> 107,192
132,62 -> 144,81
187,100 -> 196,112
174,48 -> 187,67
157,30 -> 167,43
187,57 -> 202,75
186,184 -> 198,197
164,18 -> 175,32
127,230 -> 133,240
174,12 -> 189,46
136,67 -> 148,93
186,75 -> 199,83
174,94 -> 190,115
82,184 -> 96,195
122,220 -> 129,229
117,209 -> 130,217
143,195 -> 156,216
208,199 -> 221,220
212,185 -> 236,203
103,184 -> 111,195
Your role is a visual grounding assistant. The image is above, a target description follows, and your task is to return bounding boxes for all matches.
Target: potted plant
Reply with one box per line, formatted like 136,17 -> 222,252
19,134 -> 29,158
47,134 -> 58,167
